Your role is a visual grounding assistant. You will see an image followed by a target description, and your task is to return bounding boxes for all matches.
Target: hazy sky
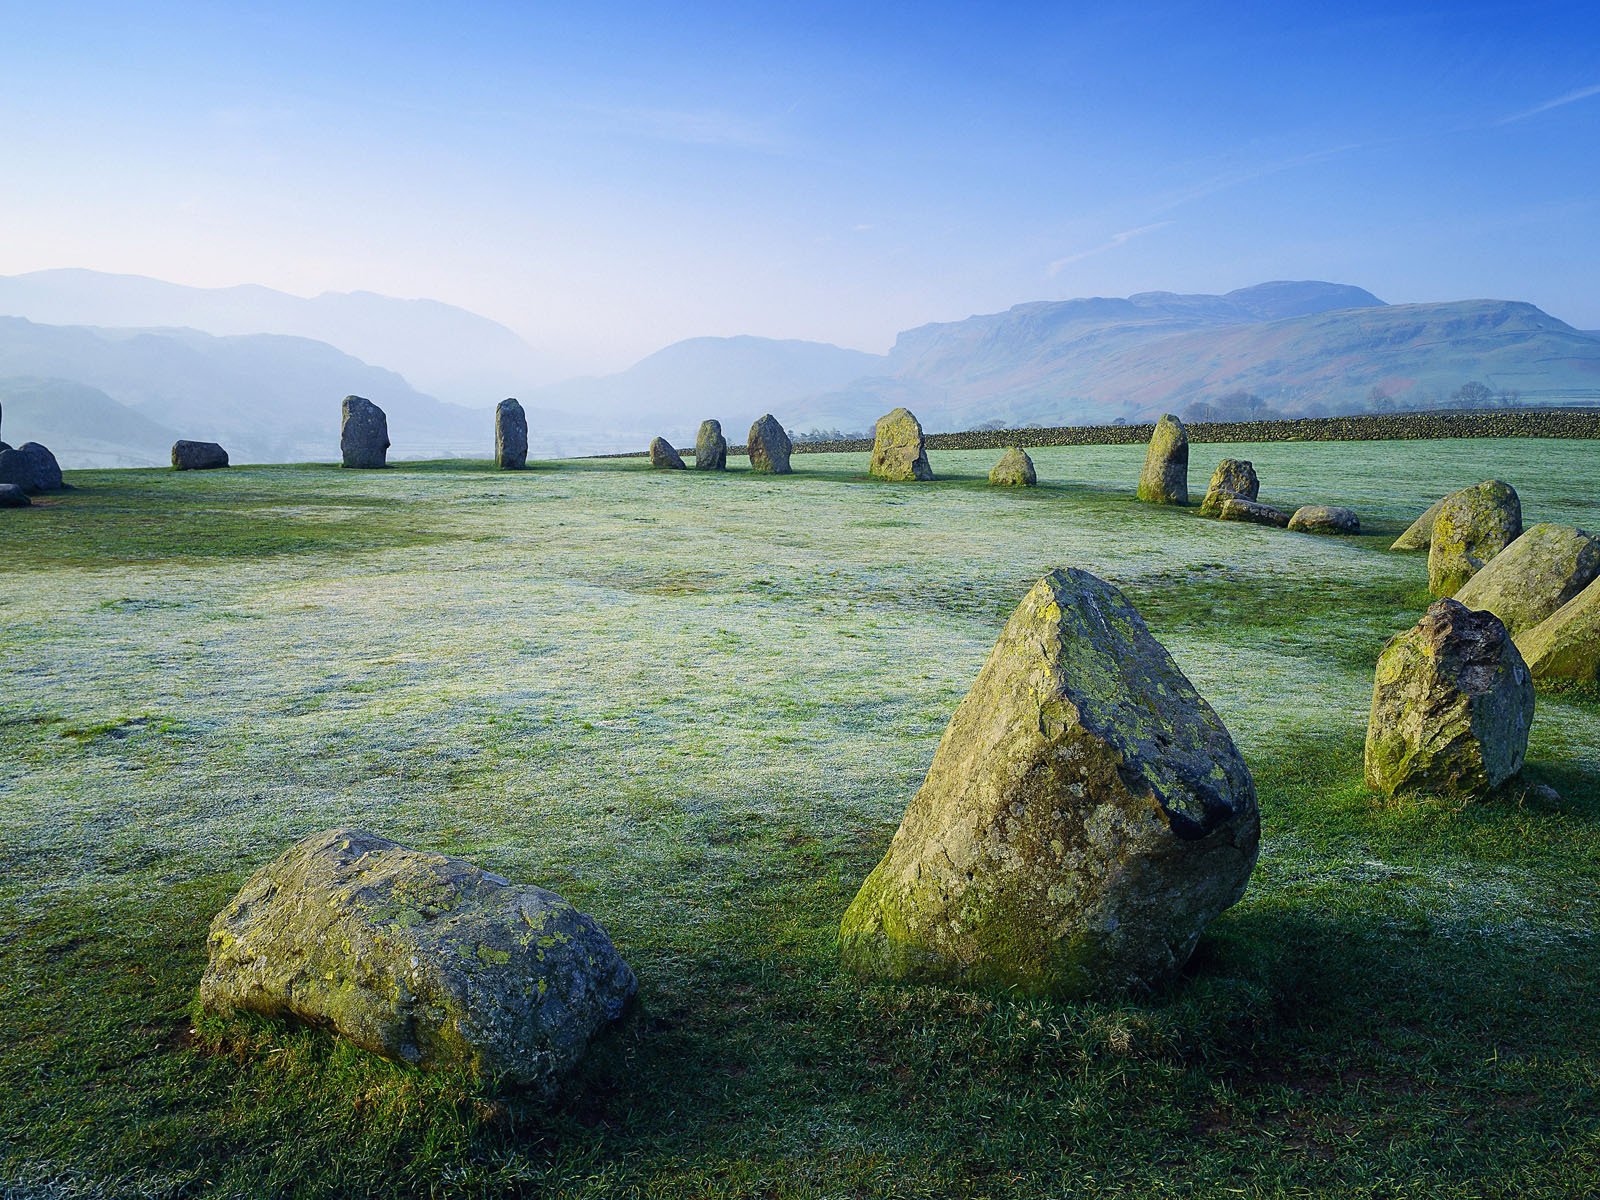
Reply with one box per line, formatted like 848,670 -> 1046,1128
4,1 -> 1598,377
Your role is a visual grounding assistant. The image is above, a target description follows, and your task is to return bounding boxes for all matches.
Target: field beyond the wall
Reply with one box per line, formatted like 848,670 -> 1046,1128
2,440 -> 1598,1199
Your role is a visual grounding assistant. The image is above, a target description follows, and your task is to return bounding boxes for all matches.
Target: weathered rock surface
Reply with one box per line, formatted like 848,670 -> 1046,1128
747,414 -> 792,474
694,420 -> 727,471
649,437 -> 687,469
0,443 -> 64,492
1515,578 -> 1600,682
340,396 -> 390,469
870,407 -> 933,481
1391,496 -> 1446,551
496,399 -> 528,470
1428,480 -> 1522,597
0,483 -> 30,508
1200,459 -> 1259,516
198,828 -> 636,1093
1217,496 -> 1290,528
839,568 -> 1259,999
171,440 -> 230,471
1289,505 -> 1361,535
1136,414 -> 1188,505
988,446 -> 1037,486
1454,523 -> 1600,635
1365,600 -> 1533,802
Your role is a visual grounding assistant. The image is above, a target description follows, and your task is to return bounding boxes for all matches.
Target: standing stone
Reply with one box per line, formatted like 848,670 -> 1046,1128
1391,495 -> 1447,551
0,483 -> 30,508
1364,600 -> 1533,803
1514,578 -> 1600,682
869,407 -> 933,481
1217,497 -> 1290,528
747,414 -> 792,475
1200,459 -> 1260,516
0,443 -> 63,492
988,447 -> 1037,487
839,568 -> 1259,1000
198,828 -> 636,1096
1454,523 -> 1600,635
1288,505 -> 1361,535
1136,414 -> 1188,504
340,396 -> 390,469
649,437 -> 687,470
495,399 -> 528,470
694,420 -> 727,471
171,440 -> 230,471
1428,479 -> 1522,597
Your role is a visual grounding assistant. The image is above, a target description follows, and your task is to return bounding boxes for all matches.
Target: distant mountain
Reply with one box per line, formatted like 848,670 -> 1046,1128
0,269 -> 551,406
0,378 -> 180,468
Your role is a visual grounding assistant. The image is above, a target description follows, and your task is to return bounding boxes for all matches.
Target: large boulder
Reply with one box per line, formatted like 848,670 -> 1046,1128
198,828 -> 636,1094
1364,600 -> 1533,803
694,420 -> 727,471
1428,480 -> 1522,597
172,440 -> 229,471
1200,459 -> 1259,516
747,414 -> 792,474
496,399 -> 528,470
869,408 -> 933,482
1515,579 -> 1600,682
1217,497 -> 1289,528
649,437 -> 687,470
1136,414 -> 1188,505
1454,523 -> 1600,635
1289,505 -> 1361,535
839,568 -> 1259,999
0,483 -> 30,508
340,396 -> 390,469
1391,495 -> 1447,551
988,447 -> 1037,487
0,443 -> 63,493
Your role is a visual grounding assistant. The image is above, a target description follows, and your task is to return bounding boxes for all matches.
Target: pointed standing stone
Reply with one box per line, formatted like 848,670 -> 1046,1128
649,437 -> 687,469
869,407 -> 933,481
988,447 -> 1037,486
694,420 -> 727,470
495,398 -> 528,470
340,396 -> 390,469
747,414 -> 792,474
1137,414 -> 1188,504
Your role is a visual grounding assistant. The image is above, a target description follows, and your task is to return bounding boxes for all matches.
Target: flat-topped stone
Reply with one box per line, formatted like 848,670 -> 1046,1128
172,440 -> 230,471
1217,496 -> 1290,528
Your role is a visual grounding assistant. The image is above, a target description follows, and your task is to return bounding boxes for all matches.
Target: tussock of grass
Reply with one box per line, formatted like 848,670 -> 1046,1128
1,439 -> 1598,1197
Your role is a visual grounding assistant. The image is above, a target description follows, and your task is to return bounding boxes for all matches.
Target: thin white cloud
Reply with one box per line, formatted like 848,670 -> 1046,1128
1496,82 -> 1600,126
1047,221 -> 1173,275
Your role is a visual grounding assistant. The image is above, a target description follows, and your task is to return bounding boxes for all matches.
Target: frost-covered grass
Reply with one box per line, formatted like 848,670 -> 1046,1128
2,439 -> 1598,1198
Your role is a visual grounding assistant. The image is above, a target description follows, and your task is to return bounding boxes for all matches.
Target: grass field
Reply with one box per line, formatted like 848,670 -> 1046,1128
2,439 -> 1597,1198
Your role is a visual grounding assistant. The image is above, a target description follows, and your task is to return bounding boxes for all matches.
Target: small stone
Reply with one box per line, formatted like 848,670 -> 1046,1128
869,407 -> 933,481
340,396 -> 390,469
747,414 -> 792,474
649,437 -> 687,469
694,420 -> 727,471
1454,523 -> 1600,635
839,568 -> 1259,999
988,447 -> 1037,486
1200,459 -> 1259,516
496,399 -> 528,470
0,482 -> 30,507
171,440 -> 230,471
1428,480 -> 1522,597
198,828 -> 637,1095
1288,505 -> 1361,535
1514,578 -> 1600,682
1217,496 -> 1290,528
1137,414 -> 1189,505
1364,599 -> 1533,803
1391,495 -> 1446,551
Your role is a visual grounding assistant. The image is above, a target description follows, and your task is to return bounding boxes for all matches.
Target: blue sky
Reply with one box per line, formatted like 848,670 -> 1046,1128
3,1 -> 1598,375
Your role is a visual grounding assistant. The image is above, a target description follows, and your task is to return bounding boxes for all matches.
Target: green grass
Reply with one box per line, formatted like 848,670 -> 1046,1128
1,440 -> 1597,1198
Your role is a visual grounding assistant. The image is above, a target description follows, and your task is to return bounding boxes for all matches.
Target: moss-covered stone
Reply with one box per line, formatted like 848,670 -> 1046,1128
869,408 -> 933,481
1391,495 -> 1445,551
198,828 -> 636,1093
1200,459 -> 1259,516
693,420 -> 727,471
746,414 -> 792,474
649,437 -> 687,470
838,568 -> 1259,1000
1136,414 -> 1188,504
1454,523 -> 1600,635
988,446 -> 1036,486
1428,480 -> 1522,597
1288,505 -> 1360,535
1515,577 -> 1600,682
1364,600 -> 1533,802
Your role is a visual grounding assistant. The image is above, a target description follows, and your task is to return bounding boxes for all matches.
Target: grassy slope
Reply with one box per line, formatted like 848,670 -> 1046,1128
1,441 -> 1597,1199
